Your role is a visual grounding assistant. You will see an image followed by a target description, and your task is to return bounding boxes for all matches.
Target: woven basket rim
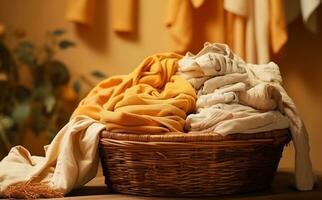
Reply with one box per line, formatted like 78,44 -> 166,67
100,129 -> 290,143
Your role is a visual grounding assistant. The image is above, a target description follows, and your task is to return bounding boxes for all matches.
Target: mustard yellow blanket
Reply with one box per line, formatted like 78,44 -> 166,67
72,53 -> 196,133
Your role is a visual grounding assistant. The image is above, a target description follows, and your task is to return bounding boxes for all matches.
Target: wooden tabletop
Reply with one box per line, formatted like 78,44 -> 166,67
57,169 -> 322,200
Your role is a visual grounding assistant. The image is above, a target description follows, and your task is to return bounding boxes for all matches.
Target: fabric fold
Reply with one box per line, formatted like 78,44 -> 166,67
72,53 -> 196,134
110,0 -> 136,32
65,0 -> 136,33
179,42 -> 315,191
0,116 -> 105,197
239,83 -> 283,111
65,0 -> 97,26
165,0 -> 195,52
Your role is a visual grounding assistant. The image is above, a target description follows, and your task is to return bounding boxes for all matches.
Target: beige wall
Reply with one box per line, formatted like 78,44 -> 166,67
1,0 -> 322,172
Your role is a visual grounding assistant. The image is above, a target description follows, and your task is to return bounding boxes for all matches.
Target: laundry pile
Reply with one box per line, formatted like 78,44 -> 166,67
178,42 -> 288,135
72,53 -> 196,134
0,46 -> 315,199
178,42 -> 314,191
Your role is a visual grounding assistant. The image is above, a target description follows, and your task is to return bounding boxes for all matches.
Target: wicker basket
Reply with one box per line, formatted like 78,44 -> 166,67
99,129 -> 291,197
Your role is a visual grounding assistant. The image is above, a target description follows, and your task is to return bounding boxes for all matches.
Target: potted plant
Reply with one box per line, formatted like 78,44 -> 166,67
0,26 -> 107,157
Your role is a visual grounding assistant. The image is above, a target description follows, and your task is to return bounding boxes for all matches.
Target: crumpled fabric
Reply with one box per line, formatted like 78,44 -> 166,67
202,72 -> 249,94
0,116 -> 105,197
178,42 -> 315,191
72,53 -> 196,134
239,83 -> 283,111
186,103 -> 289,135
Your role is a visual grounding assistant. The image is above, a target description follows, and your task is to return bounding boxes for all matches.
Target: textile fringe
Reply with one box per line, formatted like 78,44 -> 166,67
3,182 -> 63,199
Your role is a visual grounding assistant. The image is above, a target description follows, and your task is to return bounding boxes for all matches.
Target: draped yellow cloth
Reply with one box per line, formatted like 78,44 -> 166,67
65,0 -> 96,25
72,53 -> 197,134
65,0 -> 135,32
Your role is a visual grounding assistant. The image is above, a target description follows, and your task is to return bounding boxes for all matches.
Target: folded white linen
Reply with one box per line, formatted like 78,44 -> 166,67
239,83 -> 283,111
179,42 -> 315,191
214,82 -> 247,95
202,73 -> 249,94
176,72 -> 211,90
179,52 -> 246,76
178,42 -> 246,78
187,103 -> 289,135
197,92 -> 238,108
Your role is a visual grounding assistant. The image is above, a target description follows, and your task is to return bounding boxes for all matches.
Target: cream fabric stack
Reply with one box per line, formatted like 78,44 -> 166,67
178,42 -> 315,191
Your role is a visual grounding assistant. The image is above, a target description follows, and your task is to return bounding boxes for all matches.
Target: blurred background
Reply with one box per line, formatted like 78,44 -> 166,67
0,0 -> 321,173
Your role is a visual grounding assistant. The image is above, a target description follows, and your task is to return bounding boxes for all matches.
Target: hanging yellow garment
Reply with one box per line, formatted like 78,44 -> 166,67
72,53 -> 197,134
65,0 -> 135,32
165,0 -> 194,52
269,0 -> 288,54
110,0 -> 136,32
165,0 -> 226,53
65,0 -> 96,25
166,0 -> 288,63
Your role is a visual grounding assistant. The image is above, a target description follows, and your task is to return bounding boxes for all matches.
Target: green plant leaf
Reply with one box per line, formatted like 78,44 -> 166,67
0,115 -> 14,129
30,103 -> 47,134
91,70 -> 107,79
0,80 -> 14,114
0,41 -> 16,71
11,103 -> 31,123
44,95 -> 56,113
14,41 -> 36,66
14,85 -> 32,103
52,29 -> 65,36
58,40 -> 75,49
48,60 -> 70,86
31,116 -> 47,134
0,126 -> 11,150
33,82 -> 52,100
0,115 -> 14,150
19,41 -> 34,50
32,64 -> 47,86
0,80 -> 10,97
73,80 -> 81,94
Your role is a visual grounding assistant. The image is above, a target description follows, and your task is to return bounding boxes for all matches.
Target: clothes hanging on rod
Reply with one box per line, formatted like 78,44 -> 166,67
65,0 -> 136,33
165,0 -> 288,64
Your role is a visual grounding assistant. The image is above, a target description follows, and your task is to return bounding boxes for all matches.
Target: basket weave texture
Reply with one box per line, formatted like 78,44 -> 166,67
99,129 -> 291,197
